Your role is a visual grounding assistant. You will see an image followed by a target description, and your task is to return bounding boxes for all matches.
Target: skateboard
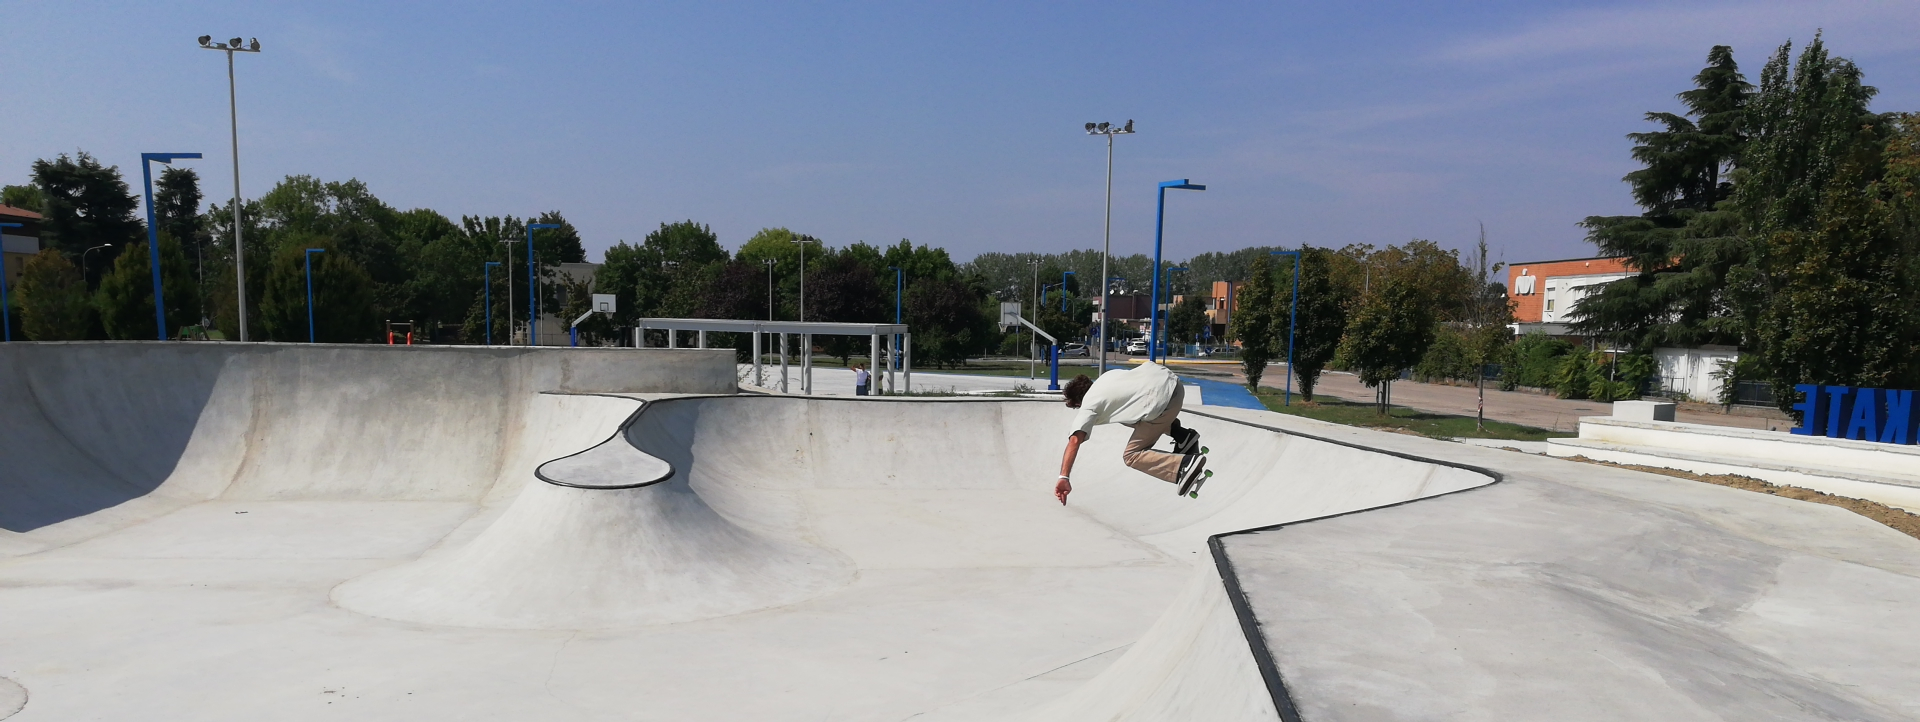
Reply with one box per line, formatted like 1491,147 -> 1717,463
1173,426 -> 1211,498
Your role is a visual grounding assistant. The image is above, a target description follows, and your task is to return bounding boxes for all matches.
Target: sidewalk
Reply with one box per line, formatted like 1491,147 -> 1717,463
1165,362 -> 1791,434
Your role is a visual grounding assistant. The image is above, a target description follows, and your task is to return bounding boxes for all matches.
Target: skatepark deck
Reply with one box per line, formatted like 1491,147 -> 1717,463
1,343 -> 1916,720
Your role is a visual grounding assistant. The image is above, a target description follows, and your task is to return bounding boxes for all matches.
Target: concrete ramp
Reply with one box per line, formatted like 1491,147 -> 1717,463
6,344 -> 1913,721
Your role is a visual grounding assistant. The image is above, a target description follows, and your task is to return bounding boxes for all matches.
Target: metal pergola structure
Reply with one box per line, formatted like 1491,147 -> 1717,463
634,319 -> 911,395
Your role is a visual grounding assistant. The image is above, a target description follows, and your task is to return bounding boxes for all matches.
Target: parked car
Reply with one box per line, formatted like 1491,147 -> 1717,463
1124,338 -> 1149,355
1059,343 -> 1090,358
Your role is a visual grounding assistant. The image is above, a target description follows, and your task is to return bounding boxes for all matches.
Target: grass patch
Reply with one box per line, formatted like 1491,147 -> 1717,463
1251,390 -> 1569,442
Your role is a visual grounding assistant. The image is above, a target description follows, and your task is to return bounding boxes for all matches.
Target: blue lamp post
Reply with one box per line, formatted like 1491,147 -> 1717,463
140,152 -> 203,340
887,265 -> 903,372
1270,250 -> 1302,406
1060,271 -> 1075,311
0,222 -> 18,341
1161,266 -> 1188,357
303,248 -> 324,343
484,261 -> 502,346
525,223 -> 561,346
1149,179 -> 1204,363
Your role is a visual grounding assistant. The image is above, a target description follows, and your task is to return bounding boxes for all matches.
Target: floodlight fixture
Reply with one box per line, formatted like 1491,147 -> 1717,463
198,35 -> 212,46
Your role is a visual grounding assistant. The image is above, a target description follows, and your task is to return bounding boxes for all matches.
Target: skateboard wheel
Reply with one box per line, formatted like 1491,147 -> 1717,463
1200,446 -> 1209,454
1203,470 -> 1213,478
1188,491 -> 1198,498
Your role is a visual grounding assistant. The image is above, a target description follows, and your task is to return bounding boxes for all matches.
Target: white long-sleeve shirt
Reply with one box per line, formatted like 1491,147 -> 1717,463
1068,362 -> 1180,435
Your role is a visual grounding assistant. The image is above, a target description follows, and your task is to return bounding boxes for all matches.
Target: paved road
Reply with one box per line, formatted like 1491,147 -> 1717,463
1166,361 -> 1790,433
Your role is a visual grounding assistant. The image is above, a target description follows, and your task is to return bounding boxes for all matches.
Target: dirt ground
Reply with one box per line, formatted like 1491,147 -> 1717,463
1561,455 -> 1920,541
1166,361 -> 1791,434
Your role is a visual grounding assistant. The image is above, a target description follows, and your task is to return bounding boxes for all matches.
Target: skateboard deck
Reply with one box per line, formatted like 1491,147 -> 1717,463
1176,449 -> 1211,498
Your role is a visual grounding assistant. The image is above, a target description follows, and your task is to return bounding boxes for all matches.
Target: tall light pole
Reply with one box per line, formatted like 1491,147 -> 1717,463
484,261 -> 501,346
1270,250 -> 1301,406
198,36 -> 261,341
1060,270 -> 1075,311
526,223 -> 560,346
1161,265 -> 1188,356
764,259 -> 776,320
141,153 -> 203,341
0,223 -> 18,341
1149,179 -> 1204,363
888,265 -> 903,373
303,248 -> 324,343
1028,258 -> 1041,378
790,236 -> 819,321
1085,119 -> 1133,373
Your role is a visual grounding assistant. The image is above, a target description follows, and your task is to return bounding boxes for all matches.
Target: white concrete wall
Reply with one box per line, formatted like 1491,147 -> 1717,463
1653,346 -> 1740,402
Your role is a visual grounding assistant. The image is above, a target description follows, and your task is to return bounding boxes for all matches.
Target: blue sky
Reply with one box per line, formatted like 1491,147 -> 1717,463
4,1 -> 1916,265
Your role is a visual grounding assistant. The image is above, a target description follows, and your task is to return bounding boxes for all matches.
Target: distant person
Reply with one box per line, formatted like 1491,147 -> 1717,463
1053,362 -> 1205,505
853,363 -> 871,396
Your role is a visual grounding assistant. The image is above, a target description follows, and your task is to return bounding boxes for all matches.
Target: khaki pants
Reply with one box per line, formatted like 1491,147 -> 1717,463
1121,384 -> 1185,484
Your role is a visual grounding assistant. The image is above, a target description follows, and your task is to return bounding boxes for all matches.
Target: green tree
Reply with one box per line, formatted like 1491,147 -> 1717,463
905,276 -> 993,367
257,237 -> 377,343
1732,35 -> 1905,411
1229,255 -> 1279,390
1337,278 -> 1436,414
31,151 -> 142,260
1283,247 -> 1351,401
95,234 -> 201,339
1574,46 -> 1754,351
17,250 -> 94,340
2,184 -> 43,212
1167,294 -> 1207,344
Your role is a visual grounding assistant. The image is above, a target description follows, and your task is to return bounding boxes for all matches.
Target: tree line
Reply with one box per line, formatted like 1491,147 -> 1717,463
1570,34 -> 1920,413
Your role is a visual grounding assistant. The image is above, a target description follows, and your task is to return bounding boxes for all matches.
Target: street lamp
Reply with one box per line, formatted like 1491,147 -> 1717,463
82,243 -> 113,287
199,35 -> 261,341
1149,179 -> 1204,363
1161,266 -> 1188,356
763,259 -> 776,320
0,222 -> 17,341
484,261 -> 502,346
526,222 -> 560,346
1086,119 -> 1133,374
141,152 -> 203,340
1271,250 -> 1302,406
303,248 -> 324,343
887,265 -> 903,374
1060,270 -> 1075,311
1028,259 -> 1042,379
790,236 -> 819,321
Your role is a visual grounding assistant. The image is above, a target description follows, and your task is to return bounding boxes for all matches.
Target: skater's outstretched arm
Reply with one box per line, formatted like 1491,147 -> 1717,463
1056,431 -> 1088,505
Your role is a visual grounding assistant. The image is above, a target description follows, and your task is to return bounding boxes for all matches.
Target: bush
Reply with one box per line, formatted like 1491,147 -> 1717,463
1500,334 -> 1573,390
1552,350 -> 1655,401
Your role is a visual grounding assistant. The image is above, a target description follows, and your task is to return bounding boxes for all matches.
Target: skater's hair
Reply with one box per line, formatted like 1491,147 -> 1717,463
1062,375 -> 1093,408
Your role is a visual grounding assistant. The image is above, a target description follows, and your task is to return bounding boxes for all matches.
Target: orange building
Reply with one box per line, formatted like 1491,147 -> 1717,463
1506,255 -> 1634,334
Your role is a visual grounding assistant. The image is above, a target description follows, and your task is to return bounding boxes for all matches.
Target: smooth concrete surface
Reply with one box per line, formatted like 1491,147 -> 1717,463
0,343 -> 1488,721
1202,406 -> 1920,721
3,342 -> 1917,720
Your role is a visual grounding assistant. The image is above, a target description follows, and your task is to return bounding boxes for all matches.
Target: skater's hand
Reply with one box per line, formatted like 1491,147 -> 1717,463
1054,477 -> 1072,505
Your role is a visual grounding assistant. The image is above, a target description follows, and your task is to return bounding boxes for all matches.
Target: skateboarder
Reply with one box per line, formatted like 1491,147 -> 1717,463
1053,362 -> 1205,505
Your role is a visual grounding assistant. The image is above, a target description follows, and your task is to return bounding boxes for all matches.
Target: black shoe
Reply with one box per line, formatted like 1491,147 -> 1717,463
1171,426 -> 1200,456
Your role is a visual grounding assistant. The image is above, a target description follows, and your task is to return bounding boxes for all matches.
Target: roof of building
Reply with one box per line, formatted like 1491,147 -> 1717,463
0,205 -> 44,221
1509,255 -> 1629,267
